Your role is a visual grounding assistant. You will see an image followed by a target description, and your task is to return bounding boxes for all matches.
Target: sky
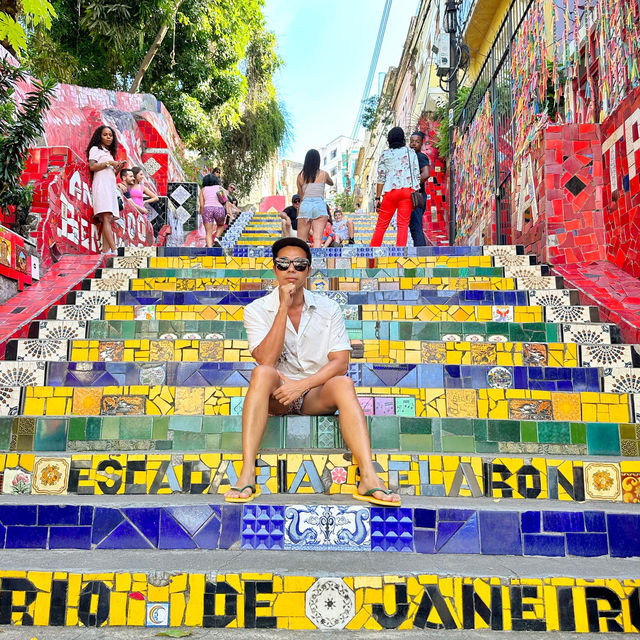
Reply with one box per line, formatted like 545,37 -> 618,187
263,0 -> 419,164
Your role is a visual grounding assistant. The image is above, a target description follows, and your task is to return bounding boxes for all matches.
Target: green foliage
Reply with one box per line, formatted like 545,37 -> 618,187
433,85 -> 472,157
0,59 -> 56,234
0,0 -> 56,57
26,0 -> 288,194
360,95 -> 379,131
333,192 -> 354,212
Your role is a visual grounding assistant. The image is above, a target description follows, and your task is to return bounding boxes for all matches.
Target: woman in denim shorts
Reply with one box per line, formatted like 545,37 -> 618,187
296,149 -> 334,247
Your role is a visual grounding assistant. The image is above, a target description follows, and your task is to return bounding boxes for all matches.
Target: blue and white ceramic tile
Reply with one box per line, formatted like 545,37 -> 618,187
562,323 -> 612,345
284,505 -> 370,551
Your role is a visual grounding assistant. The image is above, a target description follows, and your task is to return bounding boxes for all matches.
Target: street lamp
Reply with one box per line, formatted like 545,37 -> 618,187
444,0 -> 459,246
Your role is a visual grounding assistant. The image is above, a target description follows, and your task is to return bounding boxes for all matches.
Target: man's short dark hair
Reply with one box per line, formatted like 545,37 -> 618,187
119,168 -> 131,179
213,167 -> 221,174
411,131 -> 426,140
271,237 -> 312,263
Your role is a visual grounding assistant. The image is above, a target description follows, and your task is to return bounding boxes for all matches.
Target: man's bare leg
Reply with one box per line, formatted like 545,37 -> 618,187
302,376 -> 400,503
224,365 -> 281,500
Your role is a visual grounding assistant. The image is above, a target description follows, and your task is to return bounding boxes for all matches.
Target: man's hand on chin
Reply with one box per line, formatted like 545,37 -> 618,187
273,373 -> 308,406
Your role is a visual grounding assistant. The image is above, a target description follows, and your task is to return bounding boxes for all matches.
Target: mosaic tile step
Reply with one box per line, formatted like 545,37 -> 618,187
10,336 -> 638,368
120,244 -> 526,258
62,286 -> 585,308
12,385 -> 634,423
1,452 -> 636,502
7,338 -> 595,366
94,265 -> 548,280
21,361 -> 604,394
0,502 -> 637,559
43,304 -> 560,325
110,254 -> 538,270
5,414 -> 639,457
554,260 -> 640,344
3,569 -> 637,631
31,318 -> 571,344
80,275 -> 565,293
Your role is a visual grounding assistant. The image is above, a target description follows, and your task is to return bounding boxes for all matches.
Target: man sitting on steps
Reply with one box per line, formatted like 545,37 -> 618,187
224,237 -> 401,507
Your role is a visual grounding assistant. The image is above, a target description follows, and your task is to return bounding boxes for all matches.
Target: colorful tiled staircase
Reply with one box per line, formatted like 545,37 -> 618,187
0,210 -> 639,632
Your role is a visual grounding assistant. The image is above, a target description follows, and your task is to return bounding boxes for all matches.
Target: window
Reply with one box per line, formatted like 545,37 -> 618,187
323,157 -> 327,165
331,168 -> 337,176
331,149 -> 337,160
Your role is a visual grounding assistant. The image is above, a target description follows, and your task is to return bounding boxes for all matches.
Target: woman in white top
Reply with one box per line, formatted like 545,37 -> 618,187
371,127 -> 420,247
87,126 -> 126,255
296,149 -> 334,248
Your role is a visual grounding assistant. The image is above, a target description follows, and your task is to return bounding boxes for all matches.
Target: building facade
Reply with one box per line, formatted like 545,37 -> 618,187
318,135 -> 361,202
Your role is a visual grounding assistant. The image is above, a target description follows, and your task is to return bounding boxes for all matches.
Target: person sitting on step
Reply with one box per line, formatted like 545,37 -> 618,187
224,237 -> 401,507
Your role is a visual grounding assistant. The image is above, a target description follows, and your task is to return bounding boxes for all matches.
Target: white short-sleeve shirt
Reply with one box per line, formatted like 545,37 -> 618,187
244,287 -> 352,380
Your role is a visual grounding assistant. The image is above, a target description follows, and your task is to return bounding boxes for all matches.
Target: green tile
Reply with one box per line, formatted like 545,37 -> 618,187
520,422 -> 538,443
472,419 -> 487,441
370,417 -> 400,449
220,417 -> 242,432
285,416 -> 313,448
316,416 -> 337,448
34,418 -> 67,451
261,417 -> 283,448
68,417 -> 86,441
86,417 -> 102,441
202,417 -> 223,434
205,434 -> 221,448
442,418 -> 474,436
399,417 -> 431,435
156,440 -> 172,450
399,434 -> 433,451
487,420 -> 520,442
152,417 -> 170,440
170,416 -> 202,433
620,424 -> 636,439
0,418 -> 12,450
101,417 -> 120,440
570,422 -> 587,444
220,432 -> 242,451
172,431 -> 206,450
538,422 -> 570,444
586,423 -> 620,455
442,435 -> 476,453
119,417 -> 153,440
475,440 -> 500,453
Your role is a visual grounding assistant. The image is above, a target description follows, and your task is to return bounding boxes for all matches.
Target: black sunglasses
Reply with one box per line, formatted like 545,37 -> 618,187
274,257 -> 310,271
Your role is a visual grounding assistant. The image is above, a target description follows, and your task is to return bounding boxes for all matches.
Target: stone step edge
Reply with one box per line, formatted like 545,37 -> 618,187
0,553 -> 637,633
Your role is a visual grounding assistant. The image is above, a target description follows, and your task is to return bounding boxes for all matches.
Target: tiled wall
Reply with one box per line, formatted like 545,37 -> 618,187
0,570 -> 638,630
1,453 -> 637,503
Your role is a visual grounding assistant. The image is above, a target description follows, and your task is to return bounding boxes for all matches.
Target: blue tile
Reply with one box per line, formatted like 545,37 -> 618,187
414,529 -> 435,554
123,508 -> 160,547
0,505 -> 37,526
523,534 -> 565,556
0,523 -> 5,548
566,533 -> 608,557
79,506 -> 94,526
479,511 -> 522,555
438,513 -> 480,554
542,511 -> 584,533
98,521 -> 153,549
38,505 -> 79,526
370,507 -> 413,552
439,508 -> 475,521
5,526 -> 47,548
193,515 -> 222,549
49,527 -> 92,550
91,508 -> 124,544
219,505 -> 242,549
521,511 -> 540,533
158,510 -> 197,549
241,505 -> 284,550
414,508 -> 436,529
584,511 -> 606,532
607,514 -> 640,558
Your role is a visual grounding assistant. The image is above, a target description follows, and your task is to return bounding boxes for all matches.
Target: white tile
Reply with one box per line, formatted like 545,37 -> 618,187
0,361 -> 46,386
545,306 -> 594,323
603,368 -> 640,393
34,320 -> 87,340
563,323 -> 612,344
581,344 -> 633,368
